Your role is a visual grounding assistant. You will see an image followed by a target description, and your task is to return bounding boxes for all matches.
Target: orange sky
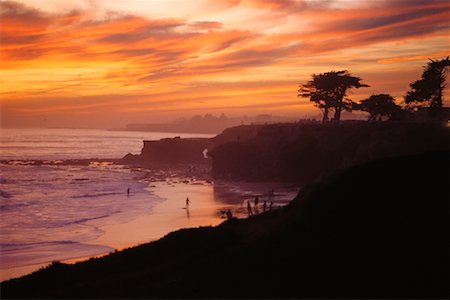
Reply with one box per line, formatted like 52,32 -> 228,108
1,0 -> 449,128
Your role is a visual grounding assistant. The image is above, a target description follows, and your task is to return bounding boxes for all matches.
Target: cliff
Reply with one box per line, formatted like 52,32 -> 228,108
121,137 -> 210,168
119,122 -> 449,185
119,125 -> 263,168
3,150 -> 448,298
209,121 -> 450,183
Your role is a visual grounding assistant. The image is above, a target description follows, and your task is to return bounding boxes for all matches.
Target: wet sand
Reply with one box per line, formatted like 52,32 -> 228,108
1,179 -> 299,281
91,179 -> 299,249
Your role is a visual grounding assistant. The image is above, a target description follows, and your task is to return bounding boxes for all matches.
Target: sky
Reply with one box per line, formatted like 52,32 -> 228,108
1,0 -> 449,128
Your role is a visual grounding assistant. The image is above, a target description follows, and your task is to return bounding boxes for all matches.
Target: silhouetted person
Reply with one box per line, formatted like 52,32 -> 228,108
263,201 -> 267,212
247,201 -> 253,216
127,187 -> 130,196
254,196 -> 259,208
268,189 -> 275,203
269,201 -> 273,210
226,209 -> 233,220
186,197 -> 190,208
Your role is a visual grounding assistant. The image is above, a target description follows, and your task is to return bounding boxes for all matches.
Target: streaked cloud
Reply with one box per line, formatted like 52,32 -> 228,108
1,0 -> 449,128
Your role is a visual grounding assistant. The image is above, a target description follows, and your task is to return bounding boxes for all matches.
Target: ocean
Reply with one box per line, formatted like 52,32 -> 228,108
0,128 -> 215,280
0,128 -> 300,282
0,128 -> 214,160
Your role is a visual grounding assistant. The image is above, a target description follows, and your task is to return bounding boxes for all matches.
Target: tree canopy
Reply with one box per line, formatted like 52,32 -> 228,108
405,57 -> 450,117
357,94 -> 401,121
298,70 -> 368,122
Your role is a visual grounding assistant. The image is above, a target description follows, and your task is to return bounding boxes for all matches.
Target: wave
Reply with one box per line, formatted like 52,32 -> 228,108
63,214 -> 113,226
0,190 -> 12,199
0,145 -> 76,149
0,203 -> 28,212
0,240 -> 77,252
0,240 -> 115,271
0,140 -> 103,144
71,191 -> 124,198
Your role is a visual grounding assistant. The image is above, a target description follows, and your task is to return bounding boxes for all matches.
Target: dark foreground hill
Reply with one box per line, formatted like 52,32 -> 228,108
2,151 -> 448,299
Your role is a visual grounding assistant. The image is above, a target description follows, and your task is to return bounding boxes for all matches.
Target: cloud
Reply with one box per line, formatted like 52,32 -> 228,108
188,21 -> 223,31
1,0 -> 449,128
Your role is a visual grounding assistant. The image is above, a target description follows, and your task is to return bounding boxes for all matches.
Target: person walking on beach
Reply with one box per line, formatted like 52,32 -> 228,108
186,197 -> 190,208
226,209 -> 233,220
268,189 -> 274,203
269,201 -> 273,210
247,201 -> 253,216
127,187 -> 130,196
254,196 -> 259,208
263,201 -> 267,212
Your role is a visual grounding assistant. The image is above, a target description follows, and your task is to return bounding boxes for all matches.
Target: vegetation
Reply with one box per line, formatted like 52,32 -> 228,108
298,70 -> 368,122
405,57 -> 450,118
210,122 -> 449,183
299,57 -> 449,122
356,94 -> 401,121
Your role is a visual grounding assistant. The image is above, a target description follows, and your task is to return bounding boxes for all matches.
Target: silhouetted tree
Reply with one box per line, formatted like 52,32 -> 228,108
298,71 -> 368,122
405,57 -> 450,119
357,94 -> 401,121
298,80 -> 333,122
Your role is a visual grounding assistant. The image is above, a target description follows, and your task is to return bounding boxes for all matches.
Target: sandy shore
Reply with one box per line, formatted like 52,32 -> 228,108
91,178 -> 299,249
1,179 -> 299,281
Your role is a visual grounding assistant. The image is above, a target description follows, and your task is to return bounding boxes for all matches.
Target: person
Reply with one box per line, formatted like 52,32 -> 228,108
254,196 -> 259,207
247,201 -> 253,216
263,201 -> 267,212
268,189 -> 274,202
269,201 -> 273,210
127,187 -> 130,196
226,209 -> 233,220
186,197 -> 190,208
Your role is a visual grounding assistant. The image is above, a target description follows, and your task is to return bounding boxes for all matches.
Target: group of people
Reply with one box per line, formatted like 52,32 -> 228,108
182,189 -> 276,220
128,185 -> 275,222
247,189 -> 275,216
184,189 -> 276,220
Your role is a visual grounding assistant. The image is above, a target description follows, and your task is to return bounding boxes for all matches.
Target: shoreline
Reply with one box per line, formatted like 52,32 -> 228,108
0,178 -> 300,282
89,178 -> 299,251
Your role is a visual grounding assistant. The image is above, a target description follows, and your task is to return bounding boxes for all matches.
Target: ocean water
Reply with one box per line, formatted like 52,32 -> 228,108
0,128 -> 213,160
0,128 -> 214,280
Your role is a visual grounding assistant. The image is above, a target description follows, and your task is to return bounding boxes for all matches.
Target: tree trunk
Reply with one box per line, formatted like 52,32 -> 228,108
437,87 -> 443,108
334,107 -> 342,121
429,87 -> 443,120
322,107 -> 329,122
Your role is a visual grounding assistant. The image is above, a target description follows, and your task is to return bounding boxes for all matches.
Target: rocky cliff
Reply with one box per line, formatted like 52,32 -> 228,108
119,125 -> 263,168
120,121 -> 449,184
209,121 -> 450,183
121,137 -> 210,167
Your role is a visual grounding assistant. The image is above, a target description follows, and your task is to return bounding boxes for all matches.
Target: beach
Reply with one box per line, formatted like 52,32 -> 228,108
92,179 -> 298,249
0,128 -> 219,281
0,170 -> 299,281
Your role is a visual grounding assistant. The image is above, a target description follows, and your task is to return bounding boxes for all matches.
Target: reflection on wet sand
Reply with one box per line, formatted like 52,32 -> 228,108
93,180 -> 300,251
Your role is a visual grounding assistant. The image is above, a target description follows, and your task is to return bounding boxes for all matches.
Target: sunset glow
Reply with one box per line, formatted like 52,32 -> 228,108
1,0 -> 449,128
